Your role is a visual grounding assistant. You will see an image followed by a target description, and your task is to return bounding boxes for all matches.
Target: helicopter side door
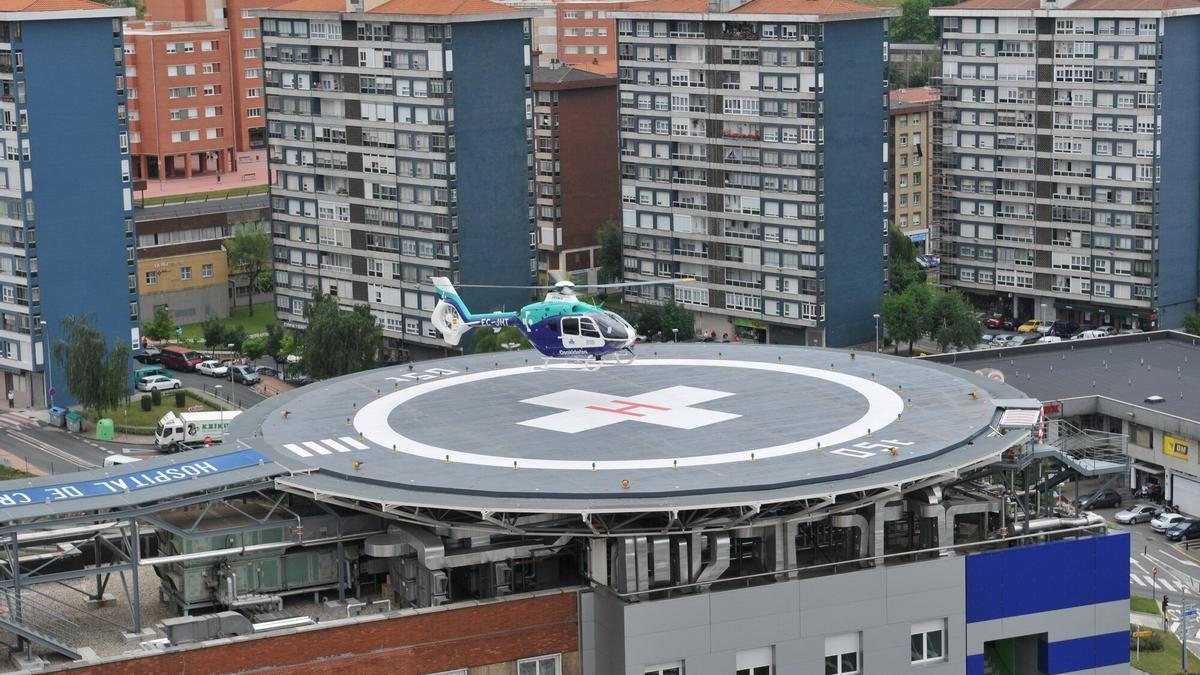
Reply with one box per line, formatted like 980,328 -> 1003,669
559,316 -> 605,350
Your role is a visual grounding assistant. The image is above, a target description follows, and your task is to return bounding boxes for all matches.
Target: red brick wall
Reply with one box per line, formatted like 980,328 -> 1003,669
557,82 -> 619,252
70,592 -> 579,674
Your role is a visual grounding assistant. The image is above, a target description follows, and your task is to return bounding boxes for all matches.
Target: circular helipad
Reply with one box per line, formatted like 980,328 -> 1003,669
230,344 -> 1032,512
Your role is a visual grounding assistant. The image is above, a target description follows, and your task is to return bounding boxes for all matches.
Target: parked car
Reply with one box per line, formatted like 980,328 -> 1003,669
1076,488 -> 1122,510
1047,320 -> 1078,338
1166,520 -> 1200,542
1017,319 -> 1048,333
133,346 -> 162,364
136,375 -> 182,392
158,346 -> 206,372
915,254 -> 940,269
1005,334 -> 1042,347
229,364 -> 260,385
986,314 -> 1017,331
1039,335 -> 1062,344
134,365 -> 169,382
1114,503 -> 1161,524
1072,330 -> 1112,340
254,366 -> 279,378
1151,512 -> 1189,533
196,360 -> 229,378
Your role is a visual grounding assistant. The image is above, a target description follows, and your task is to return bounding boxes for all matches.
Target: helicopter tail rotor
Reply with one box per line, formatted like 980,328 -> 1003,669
431,300 -> 472,346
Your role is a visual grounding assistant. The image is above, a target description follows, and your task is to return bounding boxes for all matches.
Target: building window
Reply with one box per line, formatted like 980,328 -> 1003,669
242,28 -> 259,39
736,646 -> 773,675
825,633 -> 861,675
243,48 -> 261,59
246,87 -> 262,98
144,271 -> 157,285
180,266 -> 192,280
911,620 -> 946,664
245,68 -> 260,79
202,263 -> 213,278
246,107 -> 262,118
517,654 -> 560,675
645,663 -> 682,675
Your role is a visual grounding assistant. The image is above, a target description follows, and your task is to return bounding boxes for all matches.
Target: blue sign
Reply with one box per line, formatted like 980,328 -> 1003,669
0,449 -> 271,508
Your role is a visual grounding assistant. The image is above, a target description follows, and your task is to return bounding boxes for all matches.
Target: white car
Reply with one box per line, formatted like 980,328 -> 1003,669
1072,328 -> 1114,340
197,360 -> 229,377
1114,503 -> 1161,524
137,375 -> 181,392
1150,512 -> 1188,533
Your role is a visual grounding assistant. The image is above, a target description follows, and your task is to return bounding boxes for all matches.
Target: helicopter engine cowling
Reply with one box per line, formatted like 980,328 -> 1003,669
431,300 -> 472,346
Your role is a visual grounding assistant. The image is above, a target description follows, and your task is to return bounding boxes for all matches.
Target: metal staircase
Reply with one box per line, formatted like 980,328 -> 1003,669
0,587 -> 82,661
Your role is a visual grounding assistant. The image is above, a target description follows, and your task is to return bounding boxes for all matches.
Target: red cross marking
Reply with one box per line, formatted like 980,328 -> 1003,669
585,400 -> 672,417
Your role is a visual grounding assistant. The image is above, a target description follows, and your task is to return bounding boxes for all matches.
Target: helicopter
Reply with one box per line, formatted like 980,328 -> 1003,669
429,275 -> 691,365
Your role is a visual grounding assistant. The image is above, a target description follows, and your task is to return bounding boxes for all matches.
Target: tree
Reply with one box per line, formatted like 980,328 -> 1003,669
264,323 -> 285,364
241,336 -> 267,362
299,289 -> 381,379
632,301 -> 695,341
889,225 -> 926,294
52,315 -> 130,412
224,223 -> 272,316
224,325 -> 248,356
201,318 -> 225,357
1183,312 -> 1200,337
925,289 -> 982,352
143,306 -> 175,342
596,219 -> 623,284
470,326 -> 532,354
882,283 -> 932,354
890,0 -> 936,43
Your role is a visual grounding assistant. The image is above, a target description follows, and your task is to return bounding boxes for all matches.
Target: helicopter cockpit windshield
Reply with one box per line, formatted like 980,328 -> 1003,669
593,313 -> 630,341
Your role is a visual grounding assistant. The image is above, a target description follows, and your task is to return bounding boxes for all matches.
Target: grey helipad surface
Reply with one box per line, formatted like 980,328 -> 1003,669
229,344 -> 1036,512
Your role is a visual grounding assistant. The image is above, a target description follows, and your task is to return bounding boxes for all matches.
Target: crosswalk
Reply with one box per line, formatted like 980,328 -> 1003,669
1131,572 -> 1191,594
0,412 -> 37,430
283,436 -> 371,458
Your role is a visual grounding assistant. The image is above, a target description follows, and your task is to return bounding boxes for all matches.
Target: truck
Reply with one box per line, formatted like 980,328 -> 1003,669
154,411 -> 241,452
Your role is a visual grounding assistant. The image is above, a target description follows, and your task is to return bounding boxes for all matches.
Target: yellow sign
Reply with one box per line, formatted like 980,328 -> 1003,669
1165,434 -> 1192,461
1133,630 -> 1154,638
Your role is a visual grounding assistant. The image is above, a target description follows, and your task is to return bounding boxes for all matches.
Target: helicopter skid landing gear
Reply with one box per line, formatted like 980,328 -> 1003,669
537,357 -> 604,372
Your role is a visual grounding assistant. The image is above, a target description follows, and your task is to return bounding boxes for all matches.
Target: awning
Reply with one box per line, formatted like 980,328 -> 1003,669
907,231 -> 928,242
1134,461 -> 1165,475
1053,303 -> 1147,319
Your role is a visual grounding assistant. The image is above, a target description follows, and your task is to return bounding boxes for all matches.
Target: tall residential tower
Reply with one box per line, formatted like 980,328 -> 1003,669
931,0 -> 1200,330
615,0 -> 896,347
260,0 -> 535,360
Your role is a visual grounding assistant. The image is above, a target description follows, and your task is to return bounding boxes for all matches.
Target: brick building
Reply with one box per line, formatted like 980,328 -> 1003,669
556,1 -> 619,74
534,65 -> 618,283
125,0 -> 287,181
889,87 -> 938,253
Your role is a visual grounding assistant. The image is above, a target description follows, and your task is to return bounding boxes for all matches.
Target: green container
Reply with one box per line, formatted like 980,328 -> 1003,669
65,411 -> 85,433
95,418 -> 114,441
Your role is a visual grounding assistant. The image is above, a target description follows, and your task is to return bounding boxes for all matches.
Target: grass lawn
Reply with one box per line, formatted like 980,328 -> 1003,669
0,465 -> 33,480
1130,625 -> 1189,675
135,183 -> 267,207
93,390 -> 229,432
178,302 -> 276,342
1133,596 -> 1162,614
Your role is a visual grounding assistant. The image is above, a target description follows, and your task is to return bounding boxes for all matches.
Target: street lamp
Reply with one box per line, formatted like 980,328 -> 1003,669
39,320 -> 51,408
214,385 -> 224,430
1040,302 -> 1048,323
873,313 -> 881,353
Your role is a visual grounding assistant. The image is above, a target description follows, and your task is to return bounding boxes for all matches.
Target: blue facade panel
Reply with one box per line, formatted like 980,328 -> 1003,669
1157,15 -> 1200,328
450,20 -> 534,316
820,19 -> 887,347
1041,631 -> 1129,674
965,653 -> 984,675
21,17 -> 135,406
965,533 -> 1130,623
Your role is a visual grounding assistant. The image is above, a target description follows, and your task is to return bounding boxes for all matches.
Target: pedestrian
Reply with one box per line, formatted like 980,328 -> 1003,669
6,390 -> 13,409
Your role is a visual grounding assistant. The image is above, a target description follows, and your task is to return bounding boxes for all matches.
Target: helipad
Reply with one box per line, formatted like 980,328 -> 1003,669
228,344 -> 1037,512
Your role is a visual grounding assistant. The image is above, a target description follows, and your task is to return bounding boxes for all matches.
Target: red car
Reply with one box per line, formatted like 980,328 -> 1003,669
986,314 -> 1016,331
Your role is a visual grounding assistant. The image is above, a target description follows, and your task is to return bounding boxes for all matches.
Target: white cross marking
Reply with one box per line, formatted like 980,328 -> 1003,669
518,386 -> 739,434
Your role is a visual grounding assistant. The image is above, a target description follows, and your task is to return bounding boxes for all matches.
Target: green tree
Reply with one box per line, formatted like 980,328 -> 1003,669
470,325 -> 532,354
52,315 -> 130,412
224,325 -> 248,355
596,219 -> 623,283
299,289 -> 381,379
632,301 -> 694,341
890,0 -> 936,43
925,289 -> 982,352
224,223 -> 272,316
264,323 -> 284,362
201,318 -> 225,357
143,306 -> 175,342
241,336 -> 267,362
1183,311 -> 1200,337
882,283 -> 933,354
889,225 -> 926,294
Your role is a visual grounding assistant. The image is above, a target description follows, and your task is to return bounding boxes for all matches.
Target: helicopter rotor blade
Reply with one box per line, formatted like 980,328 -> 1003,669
570,278 -> 696,290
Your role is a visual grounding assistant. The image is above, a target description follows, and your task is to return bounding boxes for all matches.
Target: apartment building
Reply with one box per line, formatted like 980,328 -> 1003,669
558,1 -> 619,73
260,0 -> 535,359
931,0 -> 1200,331
125,0 -> 287,181
889,86 -> 938,253
615,0 -> 896,347
0,1 -> 140,407
533,65 -> 618,283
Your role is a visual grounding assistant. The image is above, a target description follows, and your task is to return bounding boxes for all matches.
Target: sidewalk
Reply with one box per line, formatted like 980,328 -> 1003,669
138,154 -> 267,199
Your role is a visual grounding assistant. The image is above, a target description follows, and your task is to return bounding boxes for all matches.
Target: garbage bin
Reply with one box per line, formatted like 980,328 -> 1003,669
65,411 -> 85,433
47,406 -> 67,429
96,418 -> 114,441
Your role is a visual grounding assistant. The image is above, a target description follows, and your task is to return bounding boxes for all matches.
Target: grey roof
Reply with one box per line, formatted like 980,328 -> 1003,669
533,65 -> 613,85
230,344 -> 1035,513
134,193 -> 270,222
0,446 -> 284,523
925,331 -> 1200,422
